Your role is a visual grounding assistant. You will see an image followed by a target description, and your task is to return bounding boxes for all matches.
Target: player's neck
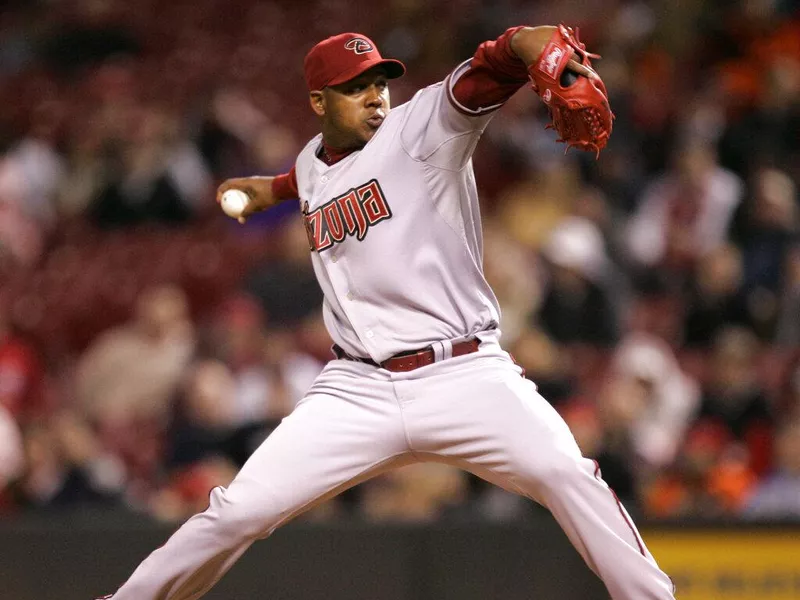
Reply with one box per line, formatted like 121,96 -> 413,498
318,139 -> 357,166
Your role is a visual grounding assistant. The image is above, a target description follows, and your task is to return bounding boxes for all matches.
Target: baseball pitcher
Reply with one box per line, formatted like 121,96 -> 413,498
97,25 -> 674,600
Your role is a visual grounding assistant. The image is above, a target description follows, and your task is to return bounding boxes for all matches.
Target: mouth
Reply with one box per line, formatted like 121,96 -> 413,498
366,113 -> 385,128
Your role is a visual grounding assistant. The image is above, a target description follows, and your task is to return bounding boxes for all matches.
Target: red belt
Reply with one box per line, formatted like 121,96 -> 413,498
333,338 -> 481,372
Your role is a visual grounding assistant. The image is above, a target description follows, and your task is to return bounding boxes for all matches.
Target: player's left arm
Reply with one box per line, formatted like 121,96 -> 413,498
401,25 -> 607,169
448,26 -> 592,116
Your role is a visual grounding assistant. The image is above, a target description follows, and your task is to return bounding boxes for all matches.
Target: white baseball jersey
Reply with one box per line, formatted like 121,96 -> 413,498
295,61 -> 503,363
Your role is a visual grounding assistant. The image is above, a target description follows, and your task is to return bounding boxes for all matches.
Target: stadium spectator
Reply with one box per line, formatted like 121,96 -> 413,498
744,419 -> 800,519
166,359 -> 240,470
625,139 -> 743,280
482,218 -> 540,347
534,217 -> 620,347
87,106 -> 211,228
600,333 -> 700,472
0,304 -> 46,423
361,464 -> 469,523
76,284 -> 195,426
775,242 -> 800,347
559,400 -> 638,510
244,219 -> 324,328
0,0 -> 797,525
510,327 -> 575,407
696,326 -> 775,475
13,410 -> 126,511
0,403 -> 25,507
682,244 -> 751,348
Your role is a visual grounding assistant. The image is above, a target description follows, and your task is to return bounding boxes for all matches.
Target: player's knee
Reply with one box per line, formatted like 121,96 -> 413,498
527,451 -> 585,491
210,486 -> 285,540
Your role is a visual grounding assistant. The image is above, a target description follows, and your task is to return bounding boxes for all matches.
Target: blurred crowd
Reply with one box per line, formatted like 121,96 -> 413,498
1,0 -> 799,525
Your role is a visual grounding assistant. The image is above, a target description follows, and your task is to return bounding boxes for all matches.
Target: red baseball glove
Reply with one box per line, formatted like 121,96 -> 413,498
528,25 -> 614,156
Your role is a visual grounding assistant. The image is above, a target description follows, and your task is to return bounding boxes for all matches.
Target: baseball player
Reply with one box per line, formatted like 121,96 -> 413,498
98,25 -> 674,600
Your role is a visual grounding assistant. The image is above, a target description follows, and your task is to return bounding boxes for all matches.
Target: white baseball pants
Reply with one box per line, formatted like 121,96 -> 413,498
105,336 -> 675,599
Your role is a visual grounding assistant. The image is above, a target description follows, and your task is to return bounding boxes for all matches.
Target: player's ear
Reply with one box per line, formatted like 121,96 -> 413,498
309,91 -> 325,117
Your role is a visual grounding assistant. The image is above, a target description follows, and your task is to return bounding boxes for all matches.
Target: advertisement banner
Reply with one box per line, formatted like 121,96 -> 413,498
645,530 -> 800,600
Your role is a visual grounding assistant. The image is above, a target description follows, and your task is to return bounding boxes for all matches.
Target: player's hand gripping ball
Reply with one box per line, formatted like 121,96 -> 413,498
220,189 -> 250,219
529,24 -> 614,156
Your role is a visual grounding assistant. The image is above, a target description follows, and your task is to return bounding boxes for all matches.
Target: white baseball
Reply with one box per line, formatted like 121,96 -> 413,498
221,189 -> 250,219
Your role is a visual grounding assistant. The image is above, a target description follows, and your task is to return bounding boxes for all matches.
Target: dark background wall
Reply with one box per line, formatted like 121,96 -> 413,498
0,514 -> 608,600
3,512 -> 800,600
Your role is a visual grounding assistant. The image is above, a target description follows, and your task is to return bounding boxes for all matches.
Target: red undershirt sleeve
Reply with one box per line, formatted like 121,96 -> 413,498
449,26 -> 531,114
270,166 -> 298,201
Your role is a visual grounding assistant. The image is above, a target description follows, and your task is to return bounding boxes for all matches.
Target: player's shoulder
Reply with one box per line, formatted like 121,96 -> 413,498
295,134 -> 323,174
393,80 -> 446,126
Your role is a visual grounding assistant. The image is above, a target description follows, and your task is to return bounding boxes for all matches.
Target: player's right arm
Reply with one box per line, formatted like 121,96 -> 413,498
215,166 -> 298,222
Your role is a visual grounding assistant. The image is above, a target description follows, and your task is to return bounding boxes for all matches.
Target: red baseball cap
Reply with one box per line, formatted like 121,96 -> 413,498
304,33 -> 406,91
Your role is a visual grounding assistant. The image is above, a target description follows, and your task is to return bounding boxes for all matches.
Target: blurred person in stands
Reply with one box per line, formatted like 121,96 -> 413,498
75,285 -> 195,493
0,301 -> 46,424
0,131 -> 45,269
559,401 -> 638,511
682,244 -> 751,348
197,88 -> 300,201
244,218 -> 324,328
3,99 -> 64,228
600,333 -> 700,473
175,324 -> 321,469
775,241 -> 800,347
261,325 -> 324,410
736,168 -> 798,293
149,456 -> 238,524
77,284 -> 195,426
497,163 -> 581,249
644,420 -> 757,518
717,10 -> 800,178
482,217 -> 540,347
88,106 -> 212,228
510,326 -> 575,407
533,217 -> 620,347
745,419 -> 800,519
57,116 -> 110,219
625,139 -> 743,280
204,293 -> 322,463
206,294 -> 274,437
0,403 -> 25,512
733,168 -> 799,338
696,326 -> 774,475
361,463 -> 468,523
166,359 -> 240,470
779,354 -> 800,419
13,410 -> 126,511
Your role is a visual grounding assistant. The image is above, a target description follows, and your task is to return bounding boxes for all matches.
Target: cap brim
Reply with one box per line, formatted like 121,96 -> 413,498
326,58 -> 406,88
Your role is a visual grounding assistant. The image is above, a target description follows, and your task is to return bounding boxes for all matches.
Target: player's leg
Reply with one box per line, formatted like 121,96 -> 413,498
398,344 -> 675,600
105,360 -> 412,600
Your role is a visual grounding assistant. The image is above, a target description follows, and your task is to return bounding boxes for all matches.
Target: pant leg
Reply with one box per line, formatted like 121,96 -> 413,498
397,346 -> 675,600
108,360 -> 412,600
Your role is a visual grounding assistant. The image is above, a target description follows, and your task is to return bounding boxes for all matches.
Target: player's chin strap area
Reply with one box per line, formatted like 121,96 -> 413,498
332,337 -> 481,373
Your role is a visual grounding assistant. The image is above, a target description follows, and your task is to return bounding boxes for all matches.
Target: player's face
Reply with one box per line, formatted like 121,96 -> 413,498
311,66 -> 391,150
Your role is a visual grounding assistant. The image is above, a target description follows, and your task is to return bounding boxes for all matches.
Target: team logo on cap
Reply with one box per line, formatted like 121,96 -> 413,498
344,38 -> 373,55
